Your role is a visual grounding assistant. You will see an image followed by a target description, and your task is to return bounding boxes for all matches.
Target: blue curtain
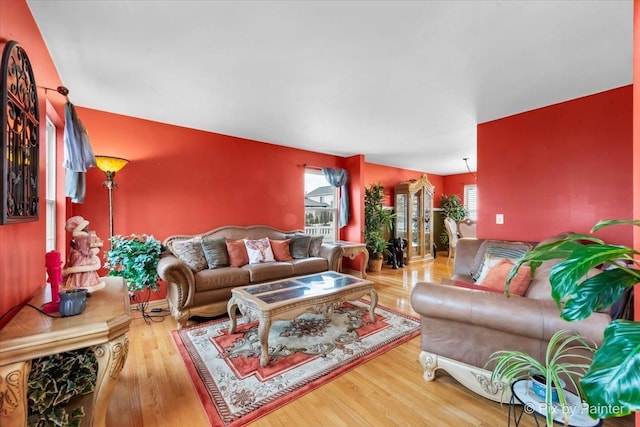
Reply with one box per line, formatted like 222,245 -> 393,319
322,168 -> 349,228
63,102 -> 96,203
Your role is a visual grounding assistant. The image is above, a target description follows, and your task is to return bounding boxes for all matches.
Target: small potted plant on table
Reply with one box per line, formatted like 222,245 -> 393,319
486,329 -> 596,427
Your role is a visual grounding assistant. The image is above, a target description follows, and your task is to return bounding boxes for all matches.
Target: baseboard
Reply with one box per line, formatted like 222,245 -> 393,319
129,298 -> 168,311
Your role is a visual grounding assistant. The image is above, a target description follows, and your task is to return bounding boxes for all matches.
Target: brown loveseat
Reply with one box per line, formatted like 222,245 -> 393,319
410,237 -> 611,402
158,225 -> 343,328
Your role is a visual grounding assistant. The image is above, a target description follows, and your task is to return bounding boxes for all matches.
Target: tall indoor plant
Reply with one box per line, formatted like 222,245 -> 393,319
364,183 -> 395,272
105,234 -> 163,294
507,219 -> 640,419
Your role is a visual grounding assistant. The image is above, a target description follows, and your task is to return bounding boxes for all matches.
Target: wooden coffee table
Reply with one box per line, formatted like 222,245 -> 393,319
227,271 -> 378,367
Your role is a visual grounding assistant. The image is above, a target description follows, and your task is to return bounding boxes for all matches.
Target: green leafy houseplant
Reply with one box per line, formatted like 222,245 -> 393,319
364,183 -> 395,260
439,194 -> 468,246
507,219 -> 640,420
28,348 -> 98,427
487,330 -> 596,427
105,234 -> 163,293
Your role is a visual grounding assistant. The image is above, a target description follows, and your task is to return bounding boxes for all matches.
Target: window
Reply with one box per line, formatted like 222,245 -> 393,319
464,184 -> 477,221
45,117 -> 56,251
304,169 -> 338,243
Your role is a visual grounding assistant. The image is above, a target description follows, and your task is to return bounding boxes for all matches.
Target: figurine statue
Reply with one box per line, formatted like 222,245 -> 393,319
62,215 -> 105,292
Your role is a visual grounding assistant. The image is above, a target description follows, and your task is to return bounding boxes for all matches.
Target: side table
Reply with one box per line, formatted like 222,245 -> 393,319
509,379 -> 601,427
335,241 -> 369,279
0,277 -> 131,427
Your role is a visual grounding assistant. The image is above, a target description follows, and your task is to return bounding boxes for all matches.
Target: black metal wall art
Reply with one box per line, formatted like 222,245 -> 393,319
1,41 -> 40,224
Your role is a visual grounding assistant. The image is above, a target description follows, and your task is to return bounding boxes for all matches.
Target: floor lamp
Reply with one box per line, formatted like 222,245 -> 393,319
95,156 -> 129,239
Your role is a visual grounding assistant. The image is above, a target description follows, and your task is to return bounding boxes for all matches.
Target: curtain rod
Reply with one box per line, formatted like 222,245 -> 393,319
303,164 -> 324,170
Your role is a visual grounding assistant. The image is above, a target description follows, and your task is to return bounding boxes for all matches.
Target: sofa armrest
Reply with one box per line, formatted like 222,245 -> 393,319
320,244 -> 343,271
411,282 -> 610,345
157,254 -> 195,311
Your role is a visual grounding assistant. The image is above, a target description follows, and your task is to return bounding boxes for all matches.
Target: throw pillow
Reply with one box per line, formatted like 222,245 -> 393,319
226,239 -> 249,267
244,238 -> 275,264
171,237 -> 207,272
201,237 -> 229,269
473,253 -> 505,283
471,241 -> 532,281
286,234 -> 311,259
308,236 -> 323,257
478,258 -> 532,296
270,239 -> 293,261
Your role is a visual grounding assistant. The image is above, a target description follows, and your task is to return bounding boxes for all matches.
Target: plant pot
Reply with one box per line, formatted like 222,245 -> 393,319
530,373 -> 565,403
367,257 -> 384,272
59,288 -> 88,317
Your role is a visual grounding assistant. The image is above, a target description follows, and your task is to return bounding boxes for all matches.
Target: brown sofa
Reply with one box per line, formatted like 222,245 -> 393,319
410,237 -> 611,402
158,225 -> 343,328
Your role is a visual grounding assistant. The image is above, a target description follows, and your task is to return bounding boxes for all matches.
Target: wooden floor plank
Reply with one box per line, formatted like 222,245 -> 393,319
108,256 -> 634,426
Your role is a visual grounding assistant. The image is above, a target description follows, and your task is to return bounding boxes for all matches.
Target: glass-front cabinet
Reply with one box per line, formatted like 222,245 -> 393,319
394,176 -> 435,264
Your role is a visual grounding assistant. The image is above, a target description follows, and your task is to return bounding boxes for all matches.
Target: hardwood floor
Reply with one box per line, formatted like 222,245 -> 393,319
108,256 -> 634,427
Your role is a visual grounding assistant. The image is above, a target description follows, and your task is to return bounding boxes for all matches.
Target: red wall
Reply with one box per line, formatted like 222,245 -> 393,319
0,1 -> 68,322
477,86 -> 634,247
442,173 -> 477,206
364,162 -> 443,207
72,108 -> 346,240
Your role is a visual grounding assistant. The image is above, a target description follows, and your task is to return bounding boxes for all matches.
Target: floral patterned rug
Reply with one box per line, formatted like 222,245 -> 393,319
171,299 -> 420,426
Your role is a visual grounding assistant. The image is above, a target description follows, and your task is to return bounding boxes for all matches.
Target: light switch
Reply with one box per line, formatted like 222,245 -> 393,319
496,214 -> 504,225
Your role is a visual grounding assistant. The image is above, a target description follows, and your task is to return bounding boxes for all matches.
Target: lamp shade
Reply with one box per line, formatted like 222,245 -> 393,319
95,156 -> 129,173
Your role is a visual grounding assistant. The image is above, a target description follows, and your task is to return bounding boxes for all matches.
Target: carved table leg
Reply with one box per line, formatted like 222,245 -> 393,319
0,361 -> 30,427
91,334 -> 129,427
227,297 -> 238,334
361,249 -> 369,279
367,288 -> 378,322
258,316 -> 272,368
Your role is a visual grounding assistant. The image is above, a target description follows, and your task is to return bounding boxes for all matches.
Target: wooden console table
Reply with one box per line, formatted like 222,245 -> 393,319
335,241 -> 369,279
0,277 -> 131,427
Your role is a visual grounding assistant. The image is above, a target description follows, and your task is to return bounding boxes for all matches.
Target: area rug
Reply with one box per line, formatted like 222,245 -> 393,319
171,299 -> 420,427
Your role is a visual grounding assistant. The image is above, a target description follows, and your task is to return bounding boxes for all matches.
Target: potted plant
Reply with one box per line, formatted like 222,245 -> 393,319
364,183 -> 395,272
486,330 -> 596,427
105,234 -> 163,294
507,219 -> 640,420
439,194 -> 468,247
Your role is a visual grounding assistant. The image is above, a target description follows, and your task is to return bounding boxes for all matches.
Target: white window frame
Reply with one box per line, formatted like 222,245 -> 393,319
304,169 -> 339,243
464,184 -> 477,221
45,117 -> 56,251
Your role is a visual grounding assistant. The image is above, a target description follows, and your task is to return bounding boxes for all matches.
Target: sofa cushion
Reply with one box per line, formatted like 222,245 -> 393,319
290,257 -> 329,276
244,238 -> 275,264
201,237 -> 230,269
226,239 -> 249,267
270,239 -> 293,261
171,237 -> 208,272
194,267 -> 250,292
478,258 -> 532,296
308,236 -> 323,257
287,235 -> 312,259
242,262 -> 294,283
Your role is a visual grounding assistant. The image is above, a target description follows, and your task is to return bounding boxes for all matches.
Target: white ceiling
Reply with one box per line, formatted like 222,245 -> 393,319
26,0 -> 633,175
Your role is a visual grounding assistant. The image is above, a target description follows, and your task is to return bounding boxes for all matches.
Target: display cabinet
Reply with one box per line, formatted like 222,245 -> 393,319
394,175 -> 435,263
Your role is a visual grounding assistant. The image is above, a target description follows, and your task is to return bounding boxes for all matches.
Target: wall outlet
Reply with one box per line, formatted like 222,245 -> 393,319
496,214 -> 504,225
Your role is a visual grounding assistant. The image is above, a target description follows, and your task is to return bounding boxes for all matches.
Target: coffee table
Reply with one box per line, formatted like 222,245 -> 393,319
227,271 -> 377,367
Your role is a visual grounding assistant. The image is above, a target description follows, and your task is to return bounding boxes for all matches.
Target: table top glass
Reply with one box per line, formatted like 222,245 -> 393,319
511,379 -> 601,427
241,272 -> 369,305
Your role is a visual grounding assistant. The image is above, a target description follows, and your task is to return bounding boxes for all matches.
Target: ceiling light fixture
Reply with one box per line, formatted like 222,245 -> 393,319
463,157 -> 477,180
